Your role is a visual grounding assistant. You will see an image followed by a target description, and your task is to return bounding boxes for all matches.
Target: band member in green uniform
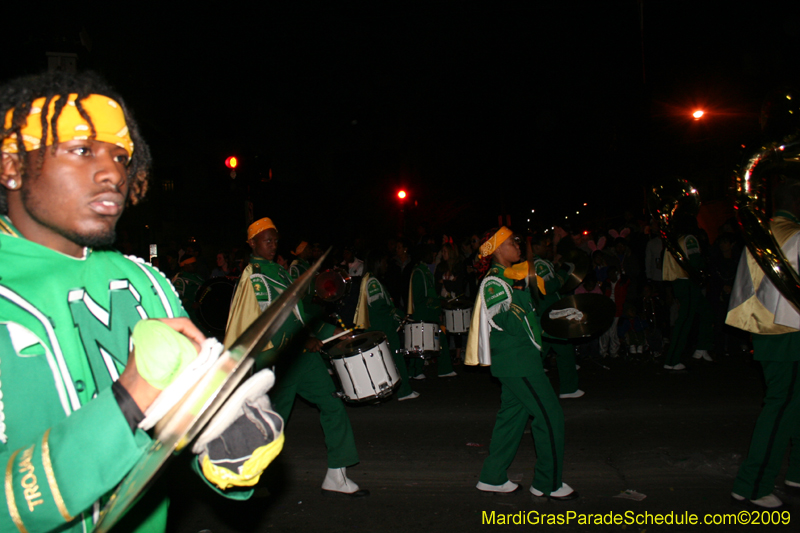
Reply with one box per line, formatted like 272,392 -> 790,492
225,218 -> 368,497
406,245 -> 456,379
467,228 -> 577,499
354,249 -> 419,401
530,233 -> 583,398
0,71 -> 272,533
727,179 -> 800,508
661,213 -> 713,370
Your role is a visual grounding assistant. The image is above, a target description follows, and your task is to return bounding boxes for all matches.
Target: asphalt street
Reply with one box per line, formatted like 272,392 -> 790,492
164,350 -> 797,532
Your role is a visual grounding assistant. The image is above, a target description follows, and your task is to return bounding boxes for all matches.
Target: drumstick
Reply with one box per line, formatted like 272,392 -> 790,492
321,328 -> 353,345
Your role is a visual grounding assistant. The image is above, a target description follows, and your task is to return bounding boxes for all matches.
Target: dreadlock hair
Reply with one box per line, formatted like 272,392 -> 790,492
0,70 -> 151,215
475,228 -> 499,278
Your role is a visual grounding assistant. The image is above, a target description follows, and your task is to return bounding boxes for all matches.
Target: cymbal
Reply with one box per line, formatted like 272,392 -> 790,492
540,293 -> 615,339
558,248 -> 591,293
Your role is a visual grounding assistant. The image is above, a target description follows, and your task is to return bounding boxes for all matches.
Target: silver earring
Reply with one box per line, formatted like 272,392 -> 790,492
7,178 -> 17,189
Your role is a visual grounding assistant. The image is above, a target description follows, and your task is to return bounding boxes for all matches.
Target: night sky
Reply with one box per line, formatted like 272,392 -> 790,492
6,2 -> 800,254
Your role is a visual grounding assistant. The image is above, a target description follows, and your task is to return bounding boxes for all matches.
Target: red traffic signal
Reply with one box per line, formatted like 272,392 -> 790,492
225,156 -> 238,169
397,190 -> 407,200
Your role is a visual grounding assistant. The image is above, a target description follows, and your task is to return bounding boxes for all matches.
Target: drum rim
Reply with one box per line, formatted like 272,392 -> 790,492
327,330 -> 388,358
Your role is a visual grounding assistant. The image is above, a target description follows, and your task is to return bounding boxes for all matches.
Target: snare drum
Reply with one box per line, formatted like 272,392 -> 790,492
403,322 -> 440,358
444,307 -> 471,333
326,332 -> 400,402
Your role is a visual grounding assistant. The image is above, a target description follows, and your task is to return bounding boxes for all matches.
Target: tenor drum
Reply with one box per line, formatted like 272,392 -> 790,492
444,307 -> 471,333
326,331 -> 400,402
315,268 -> 352,302
403,322 -> 440,358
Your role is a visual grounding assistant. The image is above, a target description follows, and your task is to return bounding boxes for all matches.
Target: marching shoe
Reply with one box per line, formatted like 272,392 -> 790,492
530,483 -> 578,501
663,363 -> 686,371
412,373 -> 426,380
692,349 -> 713,362
438,371 -> 457,378
321,468 -> 370,498
398,391 -> 420,401
637,345 -> 644,354
785,479 -> 800,488
629,346 -> 637,354
476,480 -> 519,493
559,389 -> 585,399
731,492 -> 782,508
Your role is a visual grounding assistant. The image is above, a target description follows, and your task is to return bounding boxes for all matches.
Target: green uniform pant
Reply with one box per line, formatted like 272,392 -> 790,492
665,279 -> 713,366
272,352 -> 360,468
407,324 -> 453,377
542,335 -> 579,395
733,352 -> 800,499
479,374 -> 565,494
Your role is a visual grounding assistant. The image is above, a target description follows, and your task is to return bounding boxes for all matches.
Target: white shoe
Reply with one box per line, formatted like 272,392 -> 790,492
692,349 -> 713,361
785,479 -> 800,488
663,363 -> 686,370
321,468 -> 368,496
637,345 -> 644,353
559,389 -> 584,399
732,492 -> 782,508
476,480 -> 519,493
438,371 -> 457,378
412,373 -> 426,380
629,346 -> 637,354
530,482 -> 578,500
575,364 -> 580,370
397,391 -> 420,401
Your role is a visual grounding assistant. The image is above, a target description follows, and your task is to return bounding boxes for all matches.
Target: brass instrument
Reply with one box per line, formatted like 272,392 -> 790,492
647,178 -> 704,283
732,89 -> 800,311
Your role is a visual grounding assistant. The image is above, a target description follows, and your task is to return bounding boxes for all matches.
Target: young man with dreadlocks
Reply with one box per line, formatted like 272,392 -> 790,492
0,71 -> 280,532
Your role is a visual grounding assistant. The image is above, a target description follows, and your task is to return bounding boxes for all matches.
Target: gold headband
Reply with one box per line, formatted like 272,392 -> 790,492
2,94 -> 134,155
247,217 -> 277,241
479,227 -> 513,258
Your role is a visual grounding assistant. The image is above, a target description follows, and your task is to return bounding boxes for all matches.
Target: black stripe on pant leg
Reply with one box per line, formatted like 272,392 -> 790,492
751,361 -> 798,500
523,377 -> 559,492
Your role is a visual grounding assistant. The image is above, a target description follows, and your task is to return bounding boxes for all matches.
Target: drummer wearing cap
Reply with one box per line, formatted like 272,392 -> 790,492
225,218 -> 368,497
466,227 -> 577,500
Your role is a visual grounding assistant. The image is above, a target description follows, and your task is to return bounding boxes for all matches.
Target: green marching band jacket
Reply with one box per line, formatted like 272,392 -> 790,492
465,263 -> 543,376
0,215 -> 186,533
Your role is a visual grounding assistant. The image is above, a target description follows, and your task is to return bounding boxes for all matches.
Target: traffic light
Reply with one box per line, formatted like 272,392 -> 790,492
225,156 -> 238,169
397,190 -> 407,200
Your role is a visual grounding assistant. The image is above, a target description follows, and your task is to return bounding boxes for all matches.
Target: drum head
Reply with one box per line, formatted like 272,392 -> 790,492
315,269 -> 351,302
328,331 -> 386,358
194,277 -> 236,337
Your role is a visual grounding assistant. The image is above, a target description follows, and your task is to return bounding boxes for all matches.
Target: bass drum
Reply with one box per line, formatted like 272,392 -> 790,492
315,268 -> 352,302
194,277 -> 236,338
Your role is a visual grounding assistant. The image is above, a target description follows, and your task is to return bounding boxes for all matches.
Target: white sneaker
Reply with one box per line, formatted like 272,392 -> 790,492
575,364 -> 580,370
785,479 -> 800,488
398,391 -> 420,401
732,492 -> 782,508
637,345 -> 644,353
412,373 -> 426,380
322,468 -> 366,495
664,363 -> 686,370
559,389 -> 584,399
438,371 -> 457,378
530,482 -> 578,500
629,346 -> 637,354
476,480 -> 519,493
692,349 -> 713,361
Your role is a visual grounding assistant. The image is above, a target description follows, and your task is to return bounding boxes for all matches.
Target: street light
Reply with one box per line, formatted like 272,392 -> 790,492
692,110 -> 704,120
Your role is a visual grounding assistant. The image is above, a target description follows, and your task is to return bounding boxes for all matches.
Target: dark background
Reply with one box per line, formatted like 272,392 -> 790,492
6,1 -> 800,253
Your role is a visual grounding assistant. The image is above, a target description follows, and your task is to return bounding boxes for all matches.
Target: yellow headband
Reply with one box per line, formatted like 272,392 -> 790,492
2,94 -> 134,156
479,227 -> 513,258
247,217 -> 277,241
292,241 -> 308,256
